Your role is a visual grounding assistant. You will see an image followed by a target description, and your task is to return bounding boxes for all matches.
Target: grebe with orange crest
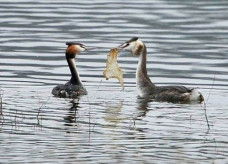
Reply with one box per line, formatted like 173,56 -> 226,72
52,42 -> 95,98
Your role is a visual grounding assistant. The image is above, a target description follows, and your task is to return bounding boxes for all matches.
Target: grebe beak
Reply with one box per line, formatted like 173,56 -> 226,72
117,43 -> 128,51
85,46 -> 97,50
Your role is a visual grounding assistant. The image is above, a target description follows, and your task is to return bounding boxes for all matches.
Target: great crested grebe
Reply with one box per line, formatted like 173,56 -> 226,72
118,37 -> 204,103
52,42 -> 95,98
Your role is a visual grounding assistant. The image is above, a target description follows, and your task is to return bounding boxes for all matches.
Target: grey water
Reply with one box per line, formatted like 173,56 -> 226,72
0,0 -> 228,163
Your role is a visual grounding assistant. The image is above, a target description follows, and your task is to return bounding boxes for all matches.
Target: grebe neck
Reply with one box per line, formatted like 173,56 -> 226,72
136,44 -> 155,89
66,57 -> 83,85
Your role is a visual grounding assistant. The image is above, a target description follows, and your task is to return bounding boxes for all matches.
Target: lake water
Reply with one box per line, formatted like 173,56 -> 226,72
0,0 -> 228,163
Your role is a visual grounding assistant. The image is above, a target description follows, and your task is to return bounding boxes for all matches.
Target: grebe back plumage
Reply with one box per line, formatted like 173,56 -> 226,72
118,37 -> 204,103
52,42 -> 95,98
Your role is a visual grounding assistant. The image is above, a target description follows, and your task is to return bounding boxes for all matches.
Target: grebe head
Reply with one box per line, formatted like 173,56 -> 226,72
66,42 -> 95,58
118,37 -> 144,56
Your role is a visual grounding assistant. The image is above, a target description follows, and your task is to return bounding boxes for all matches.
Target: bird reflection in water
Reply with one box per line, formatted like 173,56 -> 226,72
130,97 -> 152,128
64,98 -> 80,127
136,97 -> 151,117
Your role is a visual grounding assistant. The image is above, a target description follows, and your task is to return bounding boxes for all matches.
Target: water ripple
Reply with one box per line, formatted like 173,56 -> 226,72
0,0 -> 228,163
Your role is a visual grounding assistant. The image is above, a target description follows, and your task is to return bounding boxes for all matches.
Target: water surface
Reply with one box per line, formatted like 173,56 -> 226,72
0,0 -> 228,163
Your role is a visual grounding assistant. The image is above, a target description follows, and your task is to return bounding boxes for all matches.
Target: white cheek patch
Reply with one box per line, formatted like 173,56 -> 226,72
125,42 -> 135,50
77,45 -> 85,52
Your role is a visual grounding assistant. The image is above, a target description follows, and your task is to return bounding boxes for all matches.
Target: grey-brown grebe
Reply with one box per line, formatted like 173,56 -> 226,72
52,42 -> 95,98
118,37 -> 204,103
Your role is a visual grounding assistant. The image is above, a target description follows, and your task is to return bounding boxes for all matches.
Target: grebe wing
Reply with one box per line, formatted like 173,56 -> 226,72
155,85 -> 193,94
152,86 -> 194,102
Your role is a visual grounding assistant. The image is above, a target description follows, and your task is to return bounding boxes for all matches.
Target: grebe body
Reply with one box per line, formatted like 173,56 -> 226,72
118,37 -> 204,103
52,42 -> 94,98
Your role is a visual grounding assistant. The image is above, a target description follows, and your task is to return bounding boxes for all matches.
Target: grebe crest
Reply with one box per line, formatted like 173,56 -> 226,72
118,37 -> 204,103
52,42 -> 95,98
